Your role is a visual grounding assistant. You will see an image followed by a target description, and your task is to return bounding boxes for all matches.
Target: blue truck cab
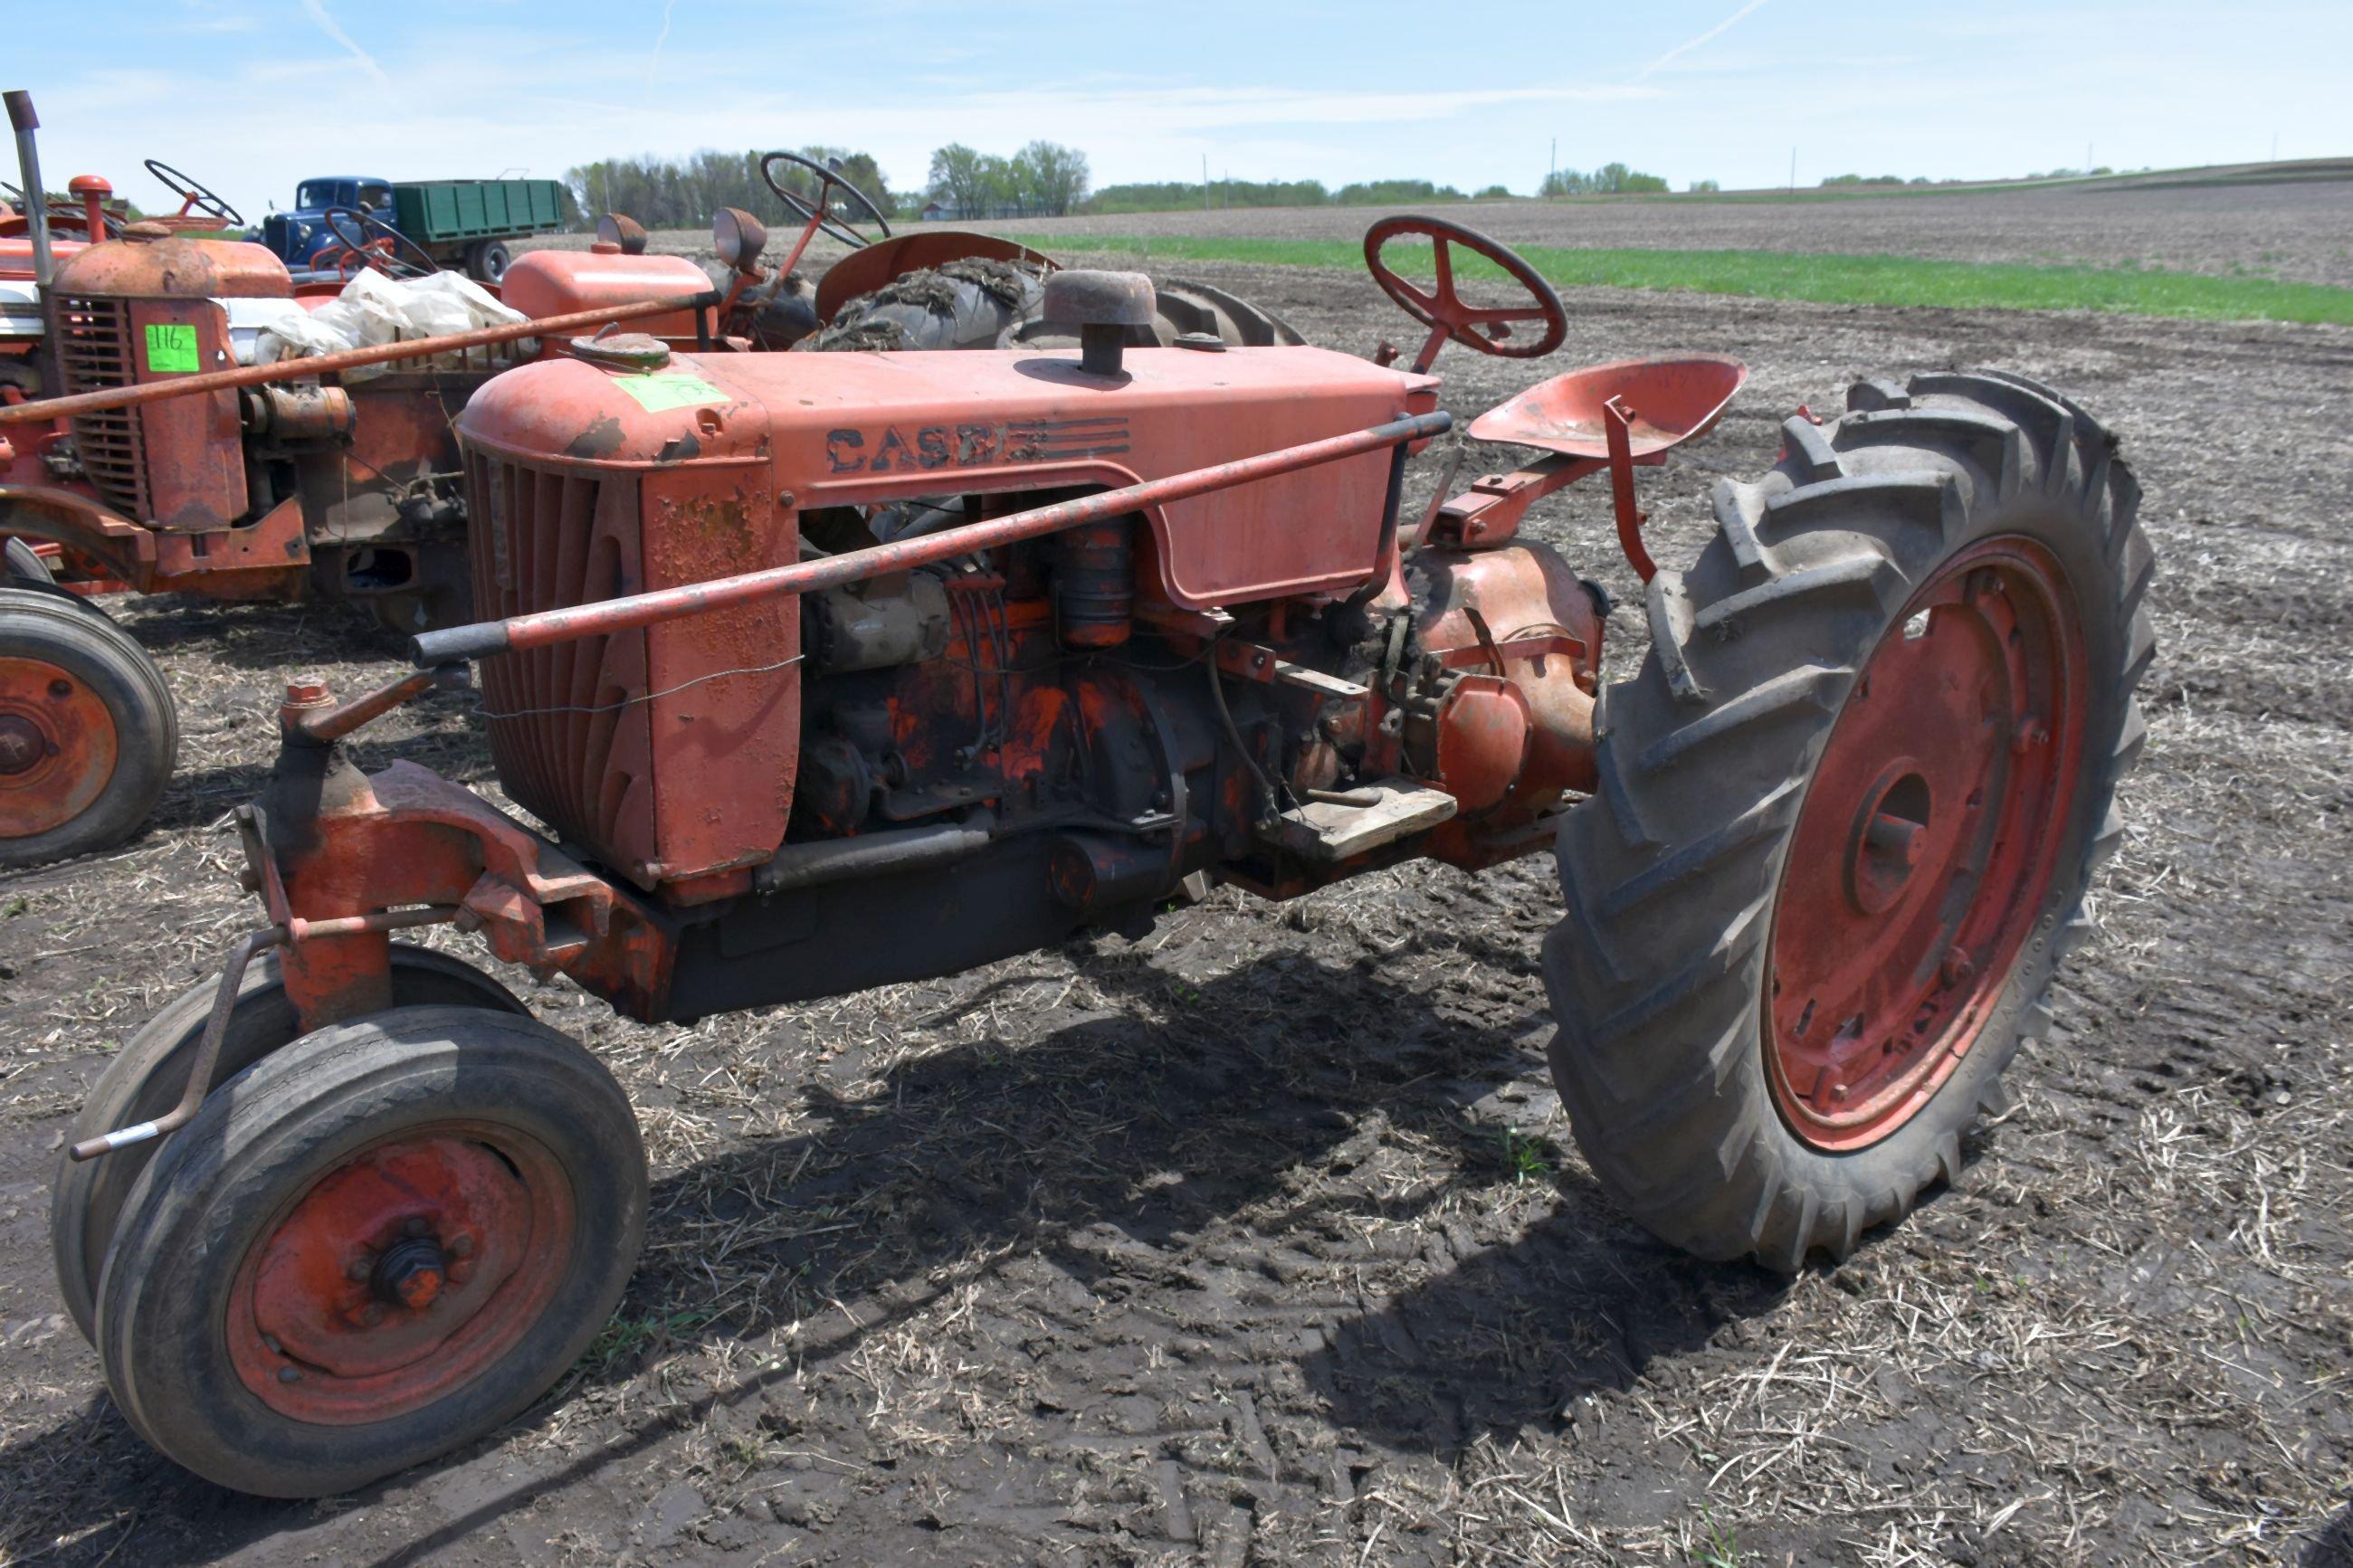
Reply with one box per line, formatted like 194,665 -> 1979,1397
254,175 -> 561,281
259,176 -> 395,271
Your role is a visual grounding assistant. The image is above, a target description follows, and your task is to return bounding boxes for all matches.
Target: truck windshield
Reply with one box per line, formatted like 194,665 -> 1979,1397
296,180 -> 353,210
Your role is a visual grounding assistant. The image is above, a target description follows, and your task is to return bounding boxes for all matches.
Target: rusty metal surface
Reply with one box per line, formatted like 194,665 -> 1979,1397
252,744 -> 673,1031
0,291 -> 716,428
121,296 -> 247,528
447,343 -> 1441,620
424,402 -> 1453,665
52,229 -> 290,302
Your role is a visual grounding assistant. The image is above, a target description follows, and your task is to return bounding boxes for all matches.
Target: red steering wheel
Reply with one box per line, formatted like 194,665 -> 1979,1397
1363,214 -> 1566,373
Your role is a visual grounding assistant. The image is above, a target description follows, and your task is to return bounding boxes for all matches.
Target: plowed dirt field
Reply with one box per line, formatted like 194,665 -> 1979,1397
2,241 -> 2347,1565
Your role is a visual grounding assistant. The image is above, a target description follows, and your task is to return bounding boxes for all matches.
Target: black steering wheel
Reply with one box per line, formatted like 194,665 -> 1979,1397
320,206 -> 439,280
1363,214 -> 1566,373
144,158 -> 243,227
758,152 -> 891,249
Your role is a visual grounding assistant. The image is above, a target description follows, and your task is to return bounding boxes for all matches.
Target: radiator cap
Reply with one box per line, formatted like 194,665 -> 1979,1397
1043,270 -> 1155,327
1043,271 -> 1153,377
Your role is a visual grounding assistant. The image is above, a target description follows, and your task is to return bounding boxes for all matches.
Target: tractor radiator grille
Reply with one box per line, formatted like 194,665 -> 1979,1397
54,296 -> 150,518
465,449 -> 653,861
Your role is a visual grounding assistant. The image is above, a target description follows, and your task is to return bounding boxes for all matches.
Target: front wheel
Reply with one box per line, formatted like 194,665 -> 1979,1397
95,1006 -> 647,1497
0,586 -> 176,869
52,945 -> 528,1343
1543,371 -> 2152,1269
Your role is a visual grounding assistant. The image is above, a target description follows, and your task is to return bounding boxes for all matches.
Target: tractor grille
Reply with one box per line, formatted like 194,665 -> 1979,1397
466,449 -> 653,860
54,296 -> 150,518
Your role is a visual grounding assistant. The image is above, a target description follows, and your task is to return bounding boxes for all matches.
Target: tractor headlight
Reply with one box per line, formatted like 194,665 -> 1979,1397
712,206 -> 767,274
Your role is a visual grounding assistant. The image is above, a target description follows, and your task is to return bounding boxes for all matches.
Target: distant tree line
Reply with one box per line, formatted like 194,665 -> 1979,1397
1539,162 -> 1669,196
564,147 -> 898,231
924,142 -> 1091,219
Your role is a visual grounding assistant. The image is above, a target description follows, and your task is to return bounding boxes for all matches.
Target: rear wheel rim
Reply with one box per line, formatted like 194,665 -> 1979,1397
227,1123 -> 576,1423
0,654 -> 119,838
1765,537 -> 2087,1152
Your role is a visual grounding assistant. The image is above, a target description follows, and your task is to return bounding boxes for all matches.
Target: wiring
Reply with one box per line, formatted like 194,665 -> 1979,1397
474,651 -> 805,720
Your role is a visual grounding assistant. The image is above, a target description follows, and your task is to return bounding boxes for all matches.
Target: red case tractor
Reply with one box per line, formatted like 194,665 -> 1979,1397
50,213 -> 2151,1497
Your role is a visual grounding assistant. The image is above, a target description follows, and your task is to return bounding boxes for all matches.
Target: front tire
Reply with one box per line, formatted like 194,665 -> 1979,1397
52,945 -> 528,1342
94,1006 -> 648,1497
0,586 -> 176,868
1543,371 -> 2152,1269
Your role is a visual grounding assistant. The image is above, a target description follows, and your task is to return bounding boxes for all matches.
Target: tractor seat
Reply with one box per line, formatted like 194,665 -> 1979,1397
1470,354 -> 1747,461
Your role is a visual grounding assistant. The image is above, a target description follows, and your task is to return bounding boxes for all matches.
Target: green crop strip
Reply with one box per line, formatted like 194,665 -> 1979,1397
1026,236 -> 2353,325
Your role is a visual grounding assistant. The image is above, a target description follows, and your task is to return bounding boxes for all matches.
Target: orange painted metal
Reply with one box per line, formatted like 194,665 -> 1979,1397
499,250 -> 710,346
229,1127 -> 573,1423
1765,539 -> 2086,1151
1362,214 -> 1567,374
0,653 -> 117,835
1429,673 -> 1532,813
249,741 -> 672,1031
1413,541 -> 1602,805
1468,356 -> 1747,461
430,347 -> 1442,892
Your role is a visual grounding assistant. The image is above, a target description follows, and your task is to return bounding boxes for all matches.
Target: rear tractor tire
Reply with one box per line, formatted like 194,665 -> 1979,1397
52,945 -> 528,1343
0,585 -> 176,869
93,1005 -> 647,1497
1544,371 -> 2151,1270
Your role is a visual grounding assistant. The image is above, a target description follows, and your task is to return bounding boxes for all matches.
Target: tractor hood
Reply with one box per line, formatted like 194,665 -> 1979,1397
457,343 -> 1441,610
53,228 -> 291,299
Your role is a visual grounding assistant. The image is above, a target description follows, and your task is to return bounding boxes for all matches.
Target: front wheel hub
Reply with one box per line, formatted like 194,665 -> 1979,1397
228,1127 -> 574,1422
0,656 -> 118,836
1765,537 -> 2086,1152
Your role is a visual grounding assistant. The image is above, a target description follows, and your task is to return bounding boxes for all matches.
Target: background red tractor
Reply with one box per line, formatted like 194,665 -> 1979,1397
0,105 -> 1303,870
49,204 -> 2150,1496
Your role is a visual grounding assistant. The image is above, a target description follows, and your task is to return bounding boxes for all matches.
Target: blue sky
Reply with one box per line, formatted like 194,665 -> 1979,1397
8,0 -> 2347,215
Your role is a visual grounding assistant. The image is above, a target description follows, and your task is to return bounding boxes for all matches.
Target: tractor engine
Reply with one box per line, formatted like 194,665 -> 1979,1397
453,288 -> 1602,1020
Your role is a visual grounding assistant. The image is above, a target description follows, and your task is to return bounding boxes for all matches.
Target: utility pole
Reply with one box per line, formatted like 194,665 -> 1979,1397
1788,147 -> 1796,195
1549,136 -> 1557,197
1202,153 -> 1210,211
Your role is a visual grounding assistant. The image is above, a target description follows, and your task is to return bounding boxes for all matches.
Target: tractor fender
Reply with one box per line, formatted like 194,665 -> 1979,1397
0,483 -> 156,589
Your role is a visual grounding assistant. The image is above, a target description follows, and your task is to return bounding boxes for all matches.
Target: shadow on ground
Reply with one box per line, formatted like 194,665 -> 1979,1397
0,940 -> 1784,1563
